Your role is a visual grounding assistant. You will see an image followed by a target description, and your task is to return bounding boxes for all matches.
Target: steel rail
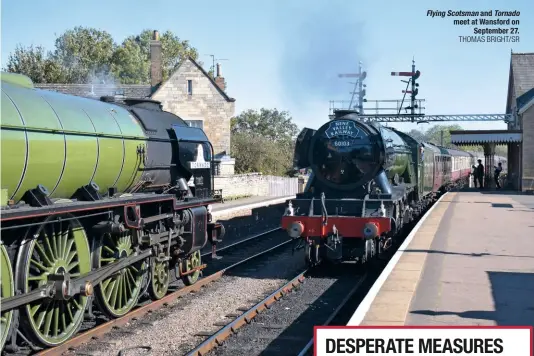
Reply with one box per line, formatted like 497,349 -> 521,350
186,270 -> 309,356
200,227 -> 281,257
296,274 -> 368,356
35,229 -> 289,356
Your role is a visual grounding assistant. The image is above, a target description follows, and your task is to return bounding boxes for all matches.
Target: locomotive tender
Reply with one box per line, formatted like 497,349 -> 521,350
281,110 -> 475,266
0,73 -> 224,350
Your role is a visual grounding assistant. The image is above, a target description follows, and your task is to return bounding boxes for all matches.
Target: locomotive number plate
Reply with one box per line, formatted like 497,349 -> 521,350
190,161 -> 211,169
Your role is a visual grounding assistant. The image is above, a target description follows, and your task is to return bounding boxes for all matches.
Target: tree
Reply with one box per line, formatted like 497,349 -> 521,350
231,108 -> 300,176
423,124 -> 464,147
231,108 -> 299,142
110,39 -> 150,84
407,129 -> 425,142
4,45 -> 67,83
115,29 -> 198,83
3,27 -> 200,85
52,26 -> 116,83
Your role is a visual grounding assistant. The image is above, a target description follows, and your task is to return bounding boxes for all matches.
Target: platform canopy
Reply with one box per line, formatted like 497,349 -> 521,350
450,130 -> 523,146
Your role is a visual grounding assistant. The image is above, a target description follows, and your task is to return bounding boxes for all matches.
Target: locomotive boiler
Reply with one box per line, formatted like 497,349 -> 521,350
0,72 -> 224,350
282,110 -> 473,267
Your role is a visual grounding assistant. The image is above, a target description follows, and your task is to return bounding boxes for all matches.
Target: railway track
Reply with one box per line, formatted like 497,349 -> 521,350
5,227 -> 289,356
186,266 -> 370,356
185,204 -> 436,355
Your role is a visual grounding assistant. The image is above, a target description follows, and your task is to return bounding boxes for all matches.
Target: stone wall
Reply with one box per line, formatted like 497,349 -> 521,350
151,60 -> 235,156
214,173 -> 299,199
522,106 -> 534,191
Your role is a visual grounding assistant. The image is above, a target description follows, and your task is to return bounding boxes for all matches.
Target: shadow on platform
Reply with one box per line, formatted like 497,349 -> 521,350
411,271 -> 534,326
403,249 -> 534,259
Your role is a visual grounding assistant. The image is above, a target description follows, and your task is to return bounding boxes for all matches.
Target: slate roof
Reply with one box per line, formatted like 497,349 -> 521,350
33,57 -> 235,102
511,53 -> 534,97
34,83 -> 151,98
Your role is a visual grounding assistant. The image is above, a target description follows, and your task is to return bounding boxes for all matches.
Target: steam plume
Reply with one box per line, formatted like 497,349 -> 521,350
278,2 -> 366,104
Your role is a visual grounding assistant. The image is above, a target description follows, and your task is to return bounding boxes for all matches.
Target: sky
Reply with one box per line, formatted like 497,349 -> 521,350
1,0 -> 533,133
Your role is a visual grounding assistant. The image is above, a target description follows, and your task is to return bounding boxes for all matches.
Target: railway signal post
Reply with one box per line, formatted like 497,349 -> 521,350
391,59 -> 421,122
338,61 -> 367,114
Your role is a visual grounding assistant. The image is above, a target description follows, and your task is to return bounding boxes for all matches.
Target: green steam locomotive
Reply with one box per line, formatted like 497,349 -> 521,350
0,72 -> 224,350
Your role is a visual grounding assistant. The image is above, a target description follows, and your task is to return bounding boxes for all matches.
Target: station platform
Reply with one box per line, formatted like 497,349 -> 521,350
349,191 -> 534,327
211,195 -> 294,216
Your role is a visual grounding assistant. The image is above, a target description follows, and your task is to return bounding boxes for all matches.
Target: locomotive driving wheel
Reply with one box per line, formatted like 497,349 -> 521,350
1,244 -> 14,350
92,232 -> 148,318
15,215 -> 91,347
148,257 -> 170,300
181,250 -> 201,286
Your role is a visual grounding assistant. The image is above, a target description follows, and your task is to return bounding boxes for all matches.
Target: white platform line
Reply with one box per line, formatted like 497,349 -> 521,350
347,192 -> 449,326
211,196 -> 295,217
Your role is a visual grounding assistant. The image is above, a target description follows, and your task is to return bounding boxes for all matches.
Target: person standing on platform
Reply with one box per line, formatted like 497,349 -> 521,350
494,162 -> 503,189
471,165 -> 478,188
476,159 -> 484,188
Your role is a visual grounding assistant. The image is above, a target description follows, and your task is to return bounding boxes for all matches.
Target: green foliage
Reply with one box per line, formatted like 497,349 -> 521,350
4,45 -> 67,83
406,129 -> 425,142
116,29 -> 198,83
423,124 -> 464,146
231,108 -> 299,141
231,108 -> 299,176
110,39 -> 150,84
53,27 -> 116,83
3,27 -> 199,85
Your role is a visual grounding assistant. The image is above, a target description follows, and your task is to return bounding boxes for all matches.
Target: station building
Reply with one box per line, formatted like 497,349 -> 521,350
451,52 -> 534,192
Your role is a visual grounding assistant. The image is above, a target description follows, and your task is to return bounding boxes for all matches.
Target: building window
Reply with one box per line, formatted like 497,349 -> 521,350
185,120 -> 203,130
187,80 -> 193,95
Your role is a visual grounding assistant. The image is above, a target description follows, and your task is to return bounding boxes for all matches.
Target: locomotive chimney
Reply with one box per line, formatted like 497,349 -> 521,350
214,62 -> 226,92
150,30 -> 163,92
334,109 -> 360,120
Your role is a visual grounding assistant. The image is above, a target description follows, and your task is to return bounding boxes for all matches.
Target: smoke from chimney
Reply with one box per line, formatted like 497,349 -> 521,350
214,62 -> 226,92
150,30 -> 162,90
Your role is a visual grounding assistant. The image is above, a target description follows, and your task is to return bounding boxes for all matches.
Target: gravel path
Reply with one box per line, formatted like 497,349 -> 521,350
211,269 -> 365,356
63,245 -> 305,356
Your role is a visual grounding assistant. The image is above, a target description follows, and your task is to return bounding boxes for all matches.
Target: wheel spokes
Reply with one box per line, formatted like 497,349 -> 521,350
95,233 -> 146,318
18,216 -> 90,347
1,245 -> 15,350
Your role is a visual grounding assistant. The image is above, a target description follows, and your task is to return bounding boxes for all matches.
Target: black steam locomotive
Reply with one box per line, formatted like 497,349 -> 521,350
281,110 -> 472,266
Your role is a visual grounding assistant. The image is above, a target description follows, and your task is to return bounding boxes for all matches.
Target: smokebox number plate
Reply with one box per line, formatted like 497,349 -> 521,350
190,162 -> 211,169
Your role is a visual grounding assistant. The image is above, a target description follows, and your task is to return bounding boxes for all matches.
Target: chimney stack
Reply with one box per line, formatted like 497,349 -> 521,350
150,30 -> 162,90
214,62 -> 226,92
